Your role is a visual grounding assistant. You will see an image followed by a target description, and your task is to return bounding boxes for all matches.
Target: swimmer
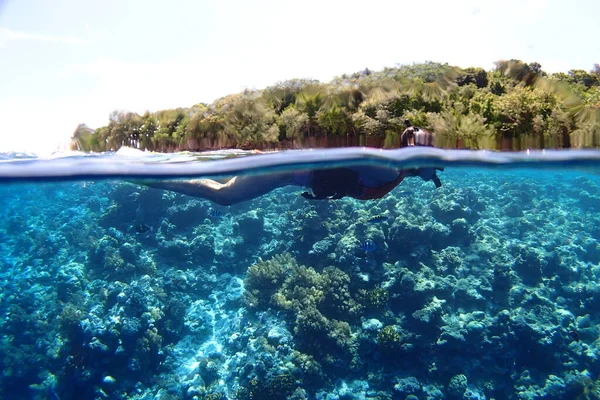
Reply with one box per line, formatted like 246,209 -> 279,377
139,127 -> 441,205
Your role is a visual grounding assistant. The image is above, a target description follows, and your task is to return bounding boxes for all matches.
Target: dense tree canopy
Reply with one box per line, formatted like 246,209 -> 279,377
71,60 -> 600,151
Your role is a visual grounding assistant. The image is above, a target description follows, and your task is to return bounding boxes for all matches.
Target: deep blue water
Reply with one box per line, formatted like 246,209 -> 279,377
2,147 -> 600,400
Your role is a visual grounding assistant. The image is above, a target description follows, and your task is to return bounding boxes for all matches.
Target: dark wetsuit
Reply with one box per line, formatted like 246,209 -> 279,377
357,171 -> 405,199
298,125 -> 441,201
299,166 -> 405,201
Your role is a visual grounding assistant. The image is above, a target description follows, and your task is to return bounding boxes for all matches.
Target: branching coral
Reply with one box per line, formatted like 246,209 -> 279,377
320,267 -> 362,321
243,253 -> 297,308
236,374 -> 299,400
357,287 -> 389,314
243,255 -> 362,368
377,325 -> 402,349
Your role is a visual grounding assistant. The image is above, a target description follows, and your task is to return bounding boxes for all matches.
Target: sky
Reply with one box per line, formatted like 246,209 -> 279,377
0,0 -> 599,153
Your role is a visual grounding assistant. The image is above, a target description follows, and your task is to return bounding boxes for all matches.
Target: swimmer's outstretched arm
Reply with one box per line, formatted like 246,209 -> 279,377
137,172 -> 295,206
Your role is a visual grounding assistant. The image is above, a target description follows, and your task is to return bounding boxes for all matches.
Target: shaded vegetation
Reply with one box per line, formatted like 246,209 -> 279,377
71,60 -> 600,151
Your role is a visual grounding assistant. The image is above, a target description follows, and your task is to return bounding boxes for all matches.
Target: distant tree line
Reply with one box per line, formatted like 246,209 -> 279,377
70,60 -> 600,151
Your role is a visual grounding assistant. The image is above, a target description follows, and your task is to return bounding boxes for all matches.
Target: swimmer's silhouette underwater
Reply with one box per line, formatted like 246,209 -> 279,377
139,121 -> 442,206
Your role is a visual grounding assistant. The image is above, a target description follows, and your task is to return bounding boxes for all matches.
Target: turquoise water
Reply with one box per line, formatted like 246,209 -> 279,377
2,148 -> 600,400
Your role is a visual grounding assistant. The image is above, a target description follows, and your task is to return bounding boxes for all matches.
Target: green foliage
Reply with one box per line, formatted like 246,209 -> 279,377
71,60 -> 600,151
564,69 -> 599,89
317,105 -> 353,136
352,109 -> 383,136
495,59 -> 543,86
571,119 -> 600,148
553,71 -> 600,107
467,91 -> 496,121
492,86 -> 559,138
280,106 -> 309,140
392,61 -> 454,83
105,111 -> 141,150
427,108 -> 493,148
70,124 -> 101,152
401,109 -> 429,128
152,108 -> 187,149
263,79 -> 320,114
457,67 -> 489,89
221,91 -> 279,147
139,112 -> 158,150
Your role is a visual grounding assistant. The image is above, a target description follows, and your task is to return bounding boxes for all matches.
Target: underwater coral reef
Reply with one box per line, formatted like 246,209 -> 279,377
2,168 -> 600,400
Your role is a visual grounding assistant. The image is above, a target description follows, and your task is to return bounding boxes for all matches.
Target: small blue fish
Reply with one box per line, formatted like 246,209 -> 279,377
368,215 -> 388,224
208,209 -> 225,218
359,239 -> 377,252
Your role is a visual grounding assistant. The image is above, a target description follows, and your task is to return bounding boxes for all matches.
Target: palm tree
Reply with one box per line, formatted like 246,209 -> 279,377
262,79 -> 319,114
221,91 -> 278,147
70,124 -> 100,151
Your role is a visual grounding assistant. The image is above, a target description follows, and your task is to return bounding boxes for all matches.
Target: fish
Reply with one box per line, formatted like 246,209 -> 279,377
133,223 -> 151,234
359,239 -> 377,252
208,209 -> 225,218
367,215 -> 388,223
568,329 -> 580,342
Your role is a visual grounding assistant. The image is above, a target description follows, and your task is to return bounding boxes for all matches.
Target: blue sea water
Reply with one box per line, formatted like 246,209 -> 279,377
2,147 -> 600,400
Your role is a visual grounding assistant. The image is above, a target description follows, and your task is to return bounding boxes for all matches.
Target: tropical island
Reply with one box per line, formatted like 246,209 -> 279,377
70,60 -> 600,152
